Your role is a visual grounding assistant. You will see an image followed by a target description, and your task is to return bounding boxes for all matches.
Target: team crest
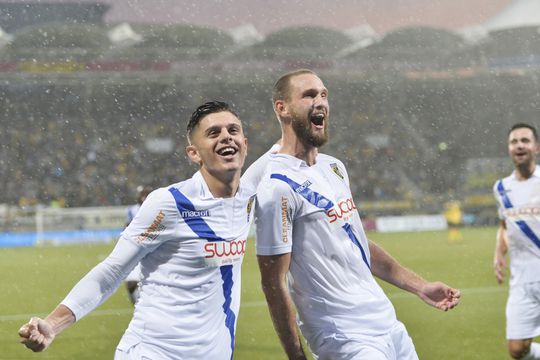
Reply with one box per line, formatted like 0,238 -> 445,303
246,195 -> 256,222
330,163 -> 344,180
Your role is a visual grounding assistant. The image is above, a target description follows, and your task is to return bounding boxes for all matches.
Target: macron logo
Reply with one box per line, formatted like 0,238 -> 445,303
181,209 -> 210,218
295,180 -> 312,194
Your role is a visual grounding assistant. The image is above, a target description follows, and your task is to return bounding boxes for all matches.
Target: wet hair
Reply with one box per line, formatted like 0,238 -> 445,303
509,123 -> 538,141
187,101 -> 238,140
272,69 -> 317,103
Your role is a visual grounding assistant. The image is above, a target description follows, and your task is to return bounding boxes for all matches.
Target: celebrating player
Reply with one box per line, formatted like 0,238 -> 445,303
493,123 -> 540,359
18,101 -> 254,360
244,69 -> 461,359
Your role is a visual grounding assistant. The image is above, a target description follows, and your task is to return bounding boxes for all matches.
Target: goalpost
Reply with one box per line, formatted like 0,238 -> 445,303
35,206 -> 127,245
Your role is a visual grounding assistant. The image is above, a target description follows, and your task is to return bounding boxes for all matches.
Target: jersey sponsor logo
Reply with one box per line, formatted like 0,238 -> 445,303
180,209 -> 210,218
504,207 -> 540,220
326,197 -> 357,226
294,180 -> 312,194
137,210 -> 166,243
204,239 -> 247,267
281,196 -> 289,243
330,163 -> 344,179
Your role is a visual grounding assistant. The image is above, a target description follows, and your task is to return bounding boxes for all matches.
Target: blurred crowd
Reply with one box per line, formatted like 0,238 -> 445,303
0,67 -> 536,210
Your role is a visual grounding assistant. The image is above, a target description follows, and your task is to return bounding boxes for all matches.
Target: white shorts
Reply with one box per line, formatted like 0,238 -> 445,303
506,281 -> 540,340
115,335 -> 166,360
310,321 -> 418,360
125,263 -> 141,282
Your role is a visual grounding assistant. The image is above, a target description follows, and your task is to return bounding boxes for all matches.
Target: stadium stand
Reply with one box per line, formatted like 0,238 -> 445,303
2,16 -> 540,228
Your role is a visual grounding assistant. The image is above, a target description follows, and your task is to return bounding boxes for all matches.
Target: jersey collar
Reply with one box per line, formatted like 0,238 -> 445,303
271,152 -> 312,169
510,165 -> 540,180
193,170 -> 249,200
193,171 -> 214,200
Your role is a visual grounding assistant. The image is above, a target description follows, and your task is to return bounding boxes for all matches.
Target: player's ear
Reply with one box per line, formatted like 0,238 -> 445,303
186,144 -> 202,165
274,100 -> 289,120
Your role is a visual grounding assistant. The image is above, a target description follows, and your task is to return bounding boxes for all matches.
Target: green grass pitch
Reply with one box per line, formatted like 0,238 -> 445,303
0,227 -> 517,359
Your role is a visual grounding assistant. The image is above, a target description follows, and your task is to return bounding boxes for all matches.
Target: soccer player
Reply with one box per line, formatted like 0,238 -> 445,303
493,123 -> 540,360
246,69 -> 461,359
124,185 -> 152,305
18,101 -> 254,360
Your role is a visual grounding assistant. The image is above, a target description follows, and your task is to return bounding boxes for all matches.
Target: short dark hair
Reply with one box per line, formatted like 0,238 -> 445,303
187,101 -> 238,140
509,123 -> 538,141
272,69 -> 316,103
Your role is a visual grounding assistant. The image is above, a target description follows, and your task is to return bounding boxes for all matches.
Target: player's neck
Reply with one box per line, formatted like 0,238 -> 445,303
279,141 -> 318,166
515,162 -> 537,181
280,130 -> 318,166
200,168 -> 240,198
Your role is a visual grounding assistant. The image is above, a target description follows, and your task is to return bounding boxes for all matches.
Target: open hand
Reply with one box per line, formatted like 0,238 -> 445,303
418,282 -> 461,311
493,254 -> 507,284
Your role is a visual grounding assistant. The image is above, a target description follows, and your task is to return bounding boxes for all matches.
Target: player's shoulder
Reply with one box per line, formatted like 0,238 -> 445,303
255,158 -> 298,195
146,175 -> 203,206
143,186 -> 176,205
493,173 -> 514,191
317,153 -> 349,178
242,144 -> 282,189
317,152 -> 345,166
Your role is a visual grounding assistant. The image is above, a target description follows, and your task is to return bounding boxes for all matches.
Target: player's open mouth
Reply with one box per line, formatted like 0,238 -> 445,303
217,146 -> 238,157
310,113 -> 325,128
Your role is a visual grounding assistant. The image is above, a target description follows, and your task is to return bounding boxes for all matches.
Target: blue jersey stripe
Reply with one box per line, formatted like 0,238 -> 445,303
271,173 -> 334,210
342,223 -> 371,269
168,187 -> 237,356
496,180 -> 513,209
496,180 -> 540,250
220,265 -> 236,360
270,173 -> 370,269
169,187 -> 223,242
515,220 -> 540,249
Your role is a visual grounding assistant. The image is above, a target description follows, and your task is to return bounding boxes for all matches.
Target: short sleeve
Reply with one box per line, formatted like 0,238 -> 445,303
255,179 -> 297,256
121,188 -> 179,251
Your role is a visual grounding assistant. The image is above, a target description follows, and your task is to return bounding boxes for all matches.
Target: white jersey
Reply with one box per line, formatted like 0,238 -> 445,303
62,171 -> 256,360
494,166 -> 540,286
125,203 -> 142,282
241,143 -> 281,186
251,152 -> 397,341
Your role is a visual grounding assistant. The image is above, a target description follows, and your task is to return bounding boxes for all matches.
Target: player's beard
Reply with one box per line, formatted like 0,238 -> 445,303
292,114 -> 329,148
514,153 -> 535,178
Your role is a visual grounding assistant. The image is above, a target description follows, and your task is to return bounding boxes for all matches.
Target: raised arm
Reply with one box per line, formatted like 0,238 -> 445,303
493,220 -> 508,284
258,253 -> 307,360
369,240 -> 460,311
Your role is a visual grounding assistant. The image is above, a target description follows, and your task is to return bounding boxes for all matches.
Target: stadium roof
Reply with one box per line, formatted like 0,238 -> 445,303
229,26 -> 353,61
344,26 -> 465,63
483,0 -> 540,32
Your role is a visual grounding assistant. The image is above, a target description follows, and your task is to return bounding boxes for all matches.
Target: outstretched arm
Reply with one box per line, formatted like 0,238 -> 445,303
493,220 -> 508,284
18,237 -> 145,352
258,253 -> 307,360
369,240 -> 460,311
